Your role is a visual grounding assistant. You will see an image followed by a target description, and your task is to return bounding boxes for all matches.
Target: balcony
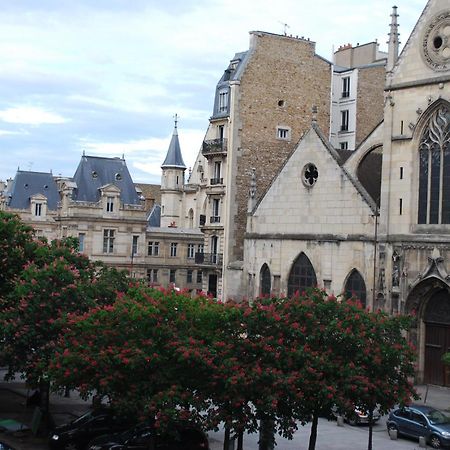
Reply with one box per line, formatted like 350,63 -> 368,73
210,216 -> 220,224
210,177 -> 223,185
195,252 -> 223,266
202,138 -> 228,158
341,91 -> 350,98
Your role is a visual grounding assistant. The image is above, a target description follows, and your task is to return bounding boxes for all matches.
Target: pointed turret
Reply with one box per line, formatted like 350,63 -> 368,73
387,5 -> 400,72
161,115 -> 186,169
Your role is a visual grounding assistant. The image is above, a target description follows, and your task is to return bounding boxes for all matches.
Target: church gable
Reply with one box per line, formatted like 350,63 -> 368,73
389,0 -> 450,88
250,126 -> 375,237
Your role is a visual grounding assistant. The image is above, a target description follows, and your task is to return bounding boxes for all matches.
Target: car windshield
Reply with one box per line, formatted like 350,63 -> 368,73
71,411 -> 94,425
426,410 -> 450,425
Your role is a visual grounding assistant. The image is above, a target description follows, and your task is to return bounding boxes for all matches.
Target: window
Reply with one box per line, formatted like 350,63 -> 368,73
34,203 -> 42,216
342,76 -> 350,98
132,236 -> 139,256
218,89 -> 229,112
399,198 -> 403,215
211,161 -> 222,185
170,269 -> 176,283
277,127 -> 290,140
287,253 -> 317,298
147,269 -> 158,283
211,199 -> 220,223
211,236 -> 219,264
170,242 -> 178,257
106,196 -> 114,212
400,167 -> 404,179
187,269 -> 193,284
418,105 -> 450,224
197,270 -> 203,284
148,241 -> 160,256
340,141 -> 348,150
103,229 -> 115,254
78,233 -> 85,252
218,125 -> 224,141
187,243 -> 195,259
344,269 -> 367,308
340,110 -> 349,131
198,244 -> 204,254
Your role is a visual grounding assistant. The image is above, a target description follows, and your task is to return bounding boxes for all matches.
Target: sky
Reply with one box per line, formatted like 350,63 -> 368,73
0,0 -> 426,184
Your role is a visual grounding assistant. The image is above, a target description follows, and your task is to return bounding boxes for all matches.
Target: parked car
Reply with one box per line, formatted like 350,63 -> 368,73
387,404 -> 450,448
331,405 -> 381,425
48,408 -> 134,450
87,422 -> 209,450
0,442 -> 15,450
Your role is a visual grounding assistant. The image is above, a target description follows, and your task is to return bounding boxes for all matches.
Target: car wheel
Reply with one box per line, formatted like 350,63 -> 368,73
430,434 -> 442,449
63,443 -> 78,450
347,417 -> 359,426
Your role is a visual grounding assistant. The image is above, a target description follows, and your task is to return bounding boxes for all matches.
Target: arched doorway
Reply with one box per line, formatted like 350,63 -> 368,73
424,289 -> 450,385
260,263 -> 271,297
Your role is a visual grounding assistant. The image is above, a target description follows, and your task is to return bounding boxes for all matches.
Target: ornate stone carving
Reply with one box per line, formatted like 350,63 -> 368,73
422,11 -> 450,71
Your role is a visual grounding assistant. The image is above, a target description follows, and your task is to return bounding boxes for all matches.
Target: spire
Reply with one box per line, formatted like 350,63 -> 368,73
161,114 -> 186,169
387,5 -> 400,72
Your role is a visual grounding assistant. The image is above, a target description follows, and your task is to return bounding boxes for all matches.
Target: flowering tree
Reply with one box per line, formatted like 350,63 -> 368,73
0,212 -> 37,300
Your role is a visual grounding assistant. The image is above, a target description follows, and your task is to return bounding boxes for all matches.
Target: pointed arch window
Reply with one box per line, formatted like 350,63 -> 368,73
260,264 -> 271,297
287,253 -> 317,297
344,269 -> 366,308
418,105 -> 450,224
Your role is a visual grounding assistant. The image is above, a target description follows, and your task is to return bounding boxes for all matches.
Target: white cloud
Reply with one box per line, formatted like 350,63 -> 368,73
0,106 -> 66,125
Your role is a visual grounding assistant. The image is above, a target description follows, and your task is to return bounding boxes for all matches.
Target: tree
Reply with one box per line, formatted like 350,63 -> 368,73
0,211 -> 37,300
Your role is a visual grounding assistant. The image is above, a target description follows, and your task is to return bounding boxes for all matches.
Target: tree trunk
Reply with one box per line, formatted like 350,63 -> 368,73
237,430 -> 244,450
258,418 -> 275,450
223,426 -> 231,450
367,409 -> 374,450
38,378 -> 52,434
308,412 -> 319,450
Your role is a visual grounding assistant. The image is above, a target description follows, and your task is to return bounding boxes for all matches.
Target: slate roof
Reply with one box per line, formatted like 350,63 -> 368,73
72,155 -> 141,205
6,170 -> 59,210
161,125 -> 186,169
147,204 -> 161,227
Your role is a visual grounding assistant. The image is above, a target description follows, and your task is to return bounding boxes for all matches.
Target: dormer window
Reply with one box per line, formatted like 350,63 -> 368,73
106,196 -> 114,212
115,173 -> 122,181
277,126 -> 291,141
218,89 -> 229,113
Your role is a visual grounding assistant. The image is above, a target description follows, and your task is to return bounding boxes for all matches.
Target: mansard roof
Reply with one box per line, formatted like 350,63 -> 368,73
147,204 -> 161,227
72,155 -> 141,205
161,125 -> 186,169
6,170 -> 59,210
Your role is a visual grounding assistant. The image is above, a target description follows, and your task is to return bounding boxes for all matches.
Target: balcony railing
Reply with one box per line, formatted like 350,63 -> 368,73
202,138 -> 228,157
210,177 -> 223,185
195,252 -> 223,265
210,216 -> 220,223
341,91 -> 350,98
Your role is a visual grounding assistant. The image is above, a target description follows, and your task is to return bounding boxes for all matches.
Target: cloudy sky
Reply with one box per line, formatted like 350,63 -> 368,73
0,0 -> 425,184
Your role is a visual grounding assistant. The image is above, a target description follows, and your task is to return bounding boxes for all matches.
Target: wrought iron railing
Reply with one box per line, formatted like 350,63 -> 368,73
194,252 -> 223,265
202,138 -> 228,156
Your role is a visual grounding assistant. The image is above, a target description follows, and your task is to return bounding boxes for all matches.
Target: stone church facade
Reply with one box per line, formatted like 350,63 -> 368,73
243,0 -> 450,384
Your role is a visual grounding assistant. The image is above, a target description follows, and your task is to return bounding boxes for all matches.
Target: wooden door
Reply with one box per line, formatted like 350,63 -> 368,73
425,323 -> 450,385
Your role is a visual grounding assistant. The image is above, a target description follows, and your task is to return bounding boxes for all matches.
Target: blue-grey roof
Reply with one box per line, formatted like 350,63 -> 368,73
72,155 -> 141,205
211,51 -> 249,119
147,204 -> 161,227
6,170 -> 59,210
161,125 -> 186,169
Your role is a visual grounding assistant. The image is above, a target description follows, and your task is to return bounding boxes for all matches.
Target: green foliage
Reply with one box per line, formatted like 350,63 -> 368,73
442,352 -> 450,366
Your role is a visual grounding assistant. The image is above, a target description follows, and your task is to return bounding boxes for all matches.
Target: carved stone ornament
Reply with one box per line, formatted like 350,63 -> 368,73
301,163 -> 318,187
422,11 -> 450,71
412,256 -> 450,286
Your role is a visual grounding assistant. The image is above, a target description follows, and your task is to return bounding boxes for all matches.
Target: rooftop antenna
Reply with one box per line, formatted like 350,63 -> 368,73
278,21 -> 290,35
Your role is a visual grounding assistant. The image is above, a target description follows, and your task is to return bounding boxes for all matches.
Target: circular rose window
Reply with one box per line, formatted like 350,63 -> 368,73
302,163 -> 318,187
422,11 -> 450,71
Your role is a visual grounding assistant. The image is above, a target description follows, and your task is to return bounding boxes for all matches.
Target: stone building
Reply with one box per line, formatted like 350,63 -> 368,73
166,31 -> 333,300
243,0 -> 450,385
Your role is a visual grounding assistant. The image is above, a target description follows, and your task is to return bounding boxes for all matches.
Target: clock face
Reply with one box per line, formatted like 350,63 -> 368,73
422,11 -> 450,71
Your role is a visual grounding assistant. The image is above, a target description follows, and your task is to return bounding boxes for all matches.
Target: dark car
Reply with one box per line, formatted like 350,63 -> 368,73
387,404 -> 450,448
0,442 -> 15,450
87,422 -> 209,450
49,408 -> 134,450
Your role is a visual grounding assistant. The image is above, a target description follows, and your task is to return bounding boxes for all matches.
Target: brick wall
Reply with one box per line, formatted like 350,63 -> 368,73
356,65 -> 385,147
230,32 -> 331,261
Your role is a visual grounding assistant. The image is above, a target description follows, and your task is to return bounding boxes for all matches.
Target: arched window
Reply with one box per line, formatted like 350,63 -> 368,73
287,253 -> 317,297
344,269 -> 366,308
260,264 -> 271,297
418,105 -> 450,224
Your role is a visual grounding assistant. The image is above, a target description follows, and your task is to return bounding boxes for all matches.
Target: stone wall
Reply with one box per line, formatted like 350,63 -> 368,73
356,65 -> 385,147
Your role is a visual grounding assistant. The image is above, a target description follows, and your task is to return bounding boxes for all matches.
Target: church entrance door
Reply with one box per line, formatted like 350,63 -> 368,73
424,290 -> 450,385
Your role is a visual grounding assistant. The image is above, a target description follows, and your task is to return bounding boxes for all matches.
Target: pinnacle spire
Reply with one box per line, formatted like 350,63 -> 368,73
161,114 -> 186,169
387,5 -> 400,72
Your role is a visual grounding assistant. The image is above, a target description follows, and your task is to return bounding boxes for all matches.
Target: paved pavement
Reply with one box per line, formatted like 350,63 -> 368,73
1,377 -> 450,450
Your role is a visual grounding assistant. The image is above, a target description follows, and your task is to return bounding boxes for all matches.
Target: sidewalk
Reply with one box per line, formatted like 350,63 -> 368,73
1,379 -> 450,450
